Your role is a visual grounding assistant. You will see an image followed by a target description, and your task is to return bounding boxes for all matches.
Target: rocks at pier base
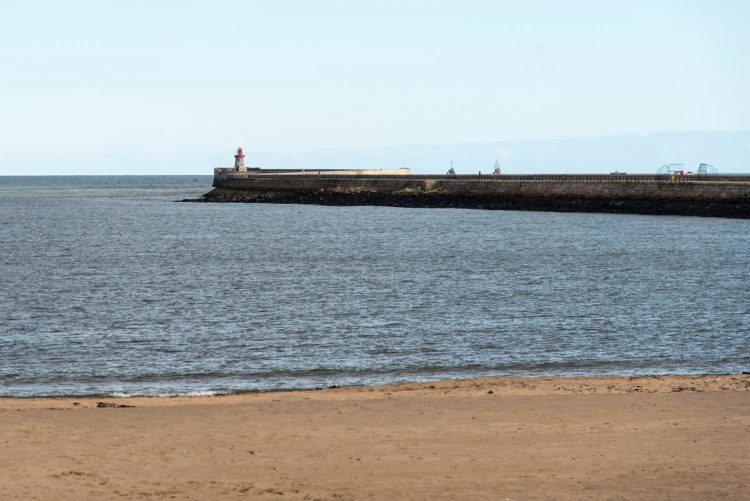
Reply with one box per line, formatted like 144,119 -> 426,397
189,188 -> 750,219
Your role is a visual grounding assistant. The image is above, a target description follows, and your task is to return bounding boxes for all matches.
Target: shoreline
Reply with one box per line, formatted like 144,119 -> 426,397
1,372 -> 748,403
3,374 -> 749,500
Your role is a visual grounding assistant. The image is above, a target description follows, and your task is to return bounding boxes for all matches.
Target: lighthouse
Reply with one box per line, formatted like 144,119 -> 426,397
234,146 -> 246,172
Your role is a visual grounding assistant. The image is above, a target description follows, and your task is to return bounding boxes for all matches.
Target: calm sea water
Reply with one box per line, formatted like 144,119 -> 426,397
1,175 -> 749,396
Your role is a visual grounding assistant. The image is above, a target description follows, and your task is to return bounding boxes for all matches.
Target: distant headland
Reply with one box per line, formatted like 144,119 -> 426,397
188,147 -> 750,219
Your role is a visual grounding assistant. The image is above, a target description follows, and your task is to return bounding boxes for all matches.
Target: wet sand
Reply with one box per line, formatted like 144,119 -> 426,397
1,374 -> 748,500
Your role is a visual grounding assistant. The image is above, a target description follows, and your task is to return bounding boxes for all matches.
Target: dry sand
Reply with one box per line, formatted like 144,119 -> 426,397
1,374 -> 748,500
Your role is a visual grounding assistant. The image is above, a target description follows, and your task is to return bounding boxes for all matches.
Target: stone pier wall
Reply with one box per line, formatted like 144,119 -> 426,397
199,170 -> 750,218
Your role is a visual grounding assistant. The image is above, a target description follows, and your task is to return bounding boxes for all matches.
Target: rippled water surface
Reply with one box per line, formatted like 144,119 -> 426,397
1,176 -> 749,396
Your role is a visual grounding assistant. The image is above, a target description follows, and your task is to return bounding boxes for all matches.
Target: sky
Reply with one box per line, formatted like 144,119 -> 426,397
1,0 -> 749,175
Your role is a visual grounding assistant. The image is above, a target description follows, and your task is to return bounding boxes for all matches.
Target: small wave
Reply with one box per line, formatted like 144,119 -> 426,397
108,390 -> 229,398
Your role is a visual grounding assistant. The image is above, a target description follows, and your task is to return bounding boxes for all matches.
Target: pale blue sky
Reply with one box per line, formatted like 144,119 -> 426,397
1,0 -> 749,174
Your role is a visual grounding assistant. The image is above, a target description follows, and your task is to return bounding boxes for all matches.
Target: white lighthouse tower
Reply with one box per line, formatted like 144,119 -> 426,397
234,146 -> 246,172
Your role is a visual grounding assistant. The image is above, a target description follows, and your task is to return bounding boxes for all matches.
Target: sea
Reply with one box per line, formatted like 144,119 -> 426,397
1,175 -> 749,397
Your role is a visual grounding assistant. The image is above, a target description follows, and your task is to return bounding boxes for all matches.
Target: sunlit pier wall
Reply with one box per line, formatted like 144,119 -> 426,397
206,169 -> 750,218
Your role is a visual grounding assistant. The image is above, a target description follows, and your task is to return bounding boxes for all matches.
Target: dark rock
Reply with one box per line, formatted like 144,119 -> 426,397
96,401 -> 135,408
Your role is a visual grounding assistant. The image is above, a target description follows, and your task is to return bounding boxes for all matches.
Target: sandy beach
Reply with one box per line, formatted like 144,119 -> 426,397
1,374 -> 748,500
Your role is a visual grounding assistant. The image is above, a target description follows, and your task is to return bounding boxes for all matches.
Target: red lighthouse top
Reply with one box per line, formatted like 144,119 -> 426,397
236,146 -> 244,156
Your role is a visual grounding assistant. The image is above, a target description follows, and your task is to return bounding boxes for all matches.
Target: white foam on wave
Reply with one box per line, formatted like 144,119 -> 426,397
108,390 -> 228,398
109,392 -> 135,398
